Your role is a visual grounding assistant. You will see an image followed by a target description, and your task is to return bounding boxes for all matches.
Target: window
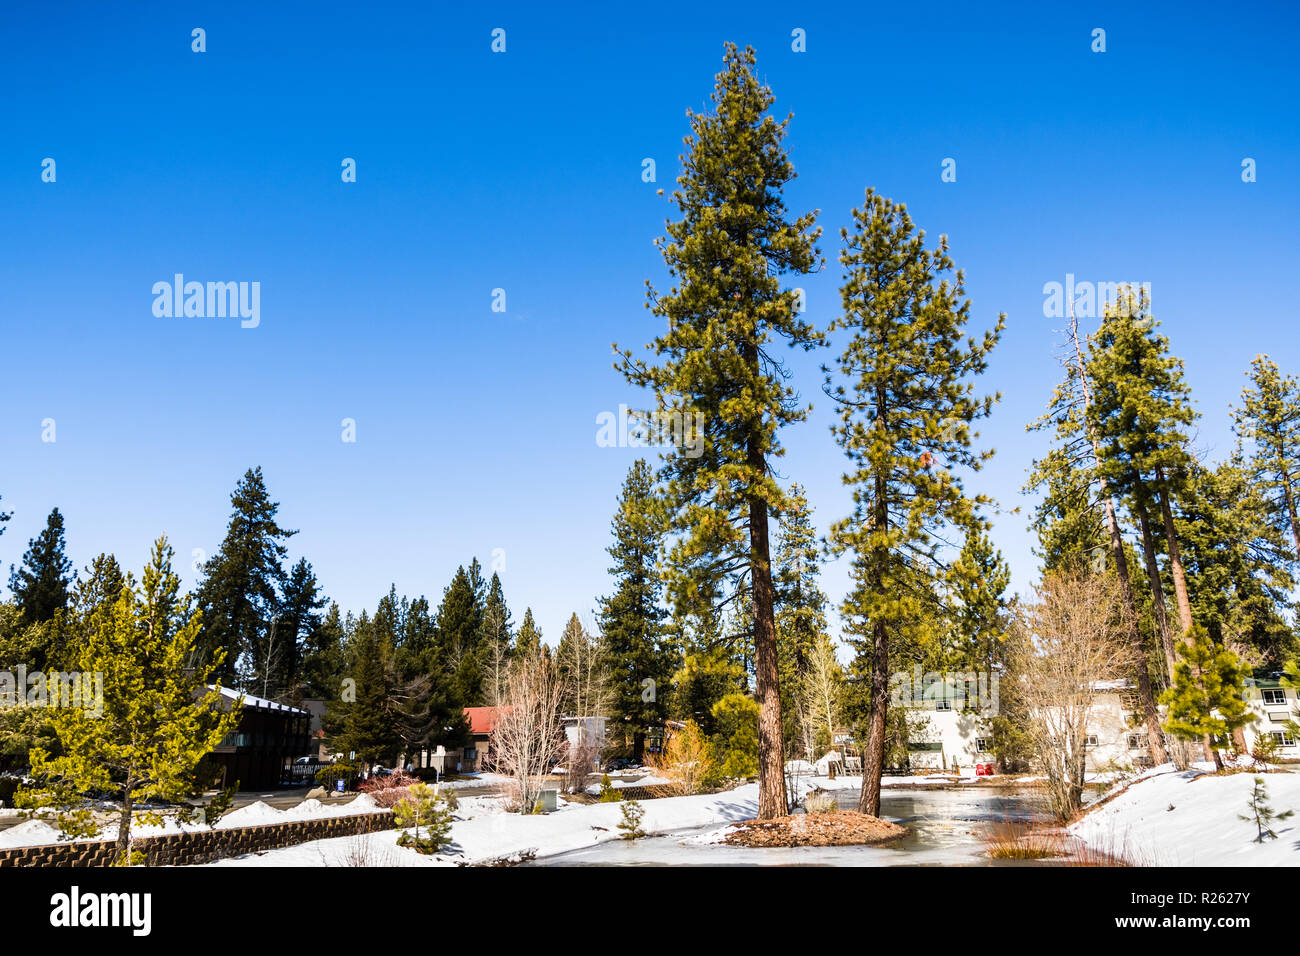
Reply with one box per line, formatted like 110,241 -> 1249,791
1268,732 -> 1296,748
975,738 -> 992,752
1085,735 -> 1099,747
1128,735 -> 1144,749
1270,711 -> 1291,724
932,700 -> 953,712
1262,688 -> 1287,706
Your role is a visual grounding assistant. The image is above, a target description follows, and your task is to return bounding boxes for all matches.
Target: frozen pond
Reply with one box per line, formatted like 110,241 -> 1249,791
528,785 -> 1068,867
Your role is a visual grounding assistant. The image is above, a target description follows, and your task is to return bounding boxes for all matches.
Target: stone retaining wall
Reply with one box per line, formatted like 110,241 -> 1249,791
0,810 -> 396,867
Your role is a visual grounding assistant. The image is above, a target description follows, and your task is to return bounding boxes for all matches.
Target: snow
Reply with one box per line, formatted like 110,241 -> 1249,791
204,784 -> 762,867
0,793 -> 387,848
1070,767 -> 1300,865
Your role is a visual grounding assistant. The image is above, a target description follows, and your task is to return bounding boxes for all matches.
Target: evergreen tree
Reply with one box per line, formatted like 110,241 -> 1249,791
515,608 -> 543,661
435,565 -> 486,705
599,460 -> 670,760
825,189 -> 1002,816
330,613 -> 400,766
275,558 -> 327,699
301,601 -> 345,700
1177,461 -> 1296,666
615,44 -> 823,819
19,538 -> 240,865
1087,290 -> 1198,677
1233,355 -> 1300,563
195,468 -> 297,688
1161,625 -> 1250,772
1238,776 -> 1294,842
774,485 -> 828,755
8,507 -> 74,625
480,573 -> 513,707
947,529 -> 1011,676
1027,305 -> 1168,763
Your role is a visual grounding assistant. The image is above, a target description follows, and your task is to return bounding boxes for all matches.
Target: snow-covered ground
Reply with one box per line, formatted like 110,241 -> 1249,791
205,785 -> 761,867
0,793 -> 387,849
1070,766 -> 1300,866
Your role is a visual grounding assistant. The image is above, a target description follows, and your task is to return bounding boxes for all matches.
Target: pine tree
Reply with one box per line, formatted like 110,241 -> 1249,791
331,613 -> 400,767
515,608 -> 543,661
1238,776 -> 1294,842
1177,461 -> 1296,665
1161,625 -> 1250,771
774,485 -> 828,756
1233,355 -> 1300,563
1028,310 -> 1168,764
8,507 -> 74,625
19,538 -> 240,865
301,601 -> 345,700
599,460 -> 670,761
435,565 -> 485,705
1087,290 -> 1198,677
615,44 -> 823,819
825,189 -> 1002,816
276,558 -> 327,699
195,468 -> 297,688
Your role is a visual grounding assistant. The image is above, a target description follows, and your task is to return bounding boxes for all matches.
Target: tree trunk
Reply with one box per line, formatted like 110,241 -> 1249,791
632,729 -> 645,764
749,492 -> 787,819
858,618 -> 889,817
1281,469 -> 1300,564
115,789 -> 134,866
1155,472 -> 1193,636
1135,499 -> 1177,681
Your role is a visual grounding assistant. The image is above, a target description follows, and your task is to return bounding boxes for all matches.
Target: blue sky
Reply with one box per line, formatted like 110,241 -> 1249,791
2,0 -> 1297,645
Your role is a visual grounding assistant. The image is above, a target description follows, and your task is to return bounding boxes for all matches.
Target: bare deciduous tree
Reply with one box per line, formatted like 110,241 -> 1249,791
490,653 -> 568,813
1011,569 -> 1136,821
800,633 -> 843,760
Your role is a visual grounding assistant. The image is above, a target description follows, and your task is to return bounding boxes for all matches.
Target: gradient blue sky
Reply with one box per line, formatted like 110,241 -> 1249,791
2,0 -> 1297,645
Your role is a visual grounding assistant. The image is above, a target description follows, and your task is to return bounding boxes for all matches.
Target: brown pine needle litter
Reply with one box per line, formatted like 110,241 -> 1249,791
721,811 -> 908,848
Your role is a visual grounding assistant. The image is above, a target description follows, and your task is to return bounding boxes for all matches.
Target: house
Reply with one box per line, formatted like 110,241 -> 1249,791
1241,670 -> 1300,758
409,706 -> 505,775
205,688 -> 311,790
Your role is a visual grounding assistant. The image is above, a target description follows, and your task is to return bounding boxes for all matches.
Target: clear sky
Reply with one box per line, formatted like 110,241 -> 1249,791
2,0 -> 1297,645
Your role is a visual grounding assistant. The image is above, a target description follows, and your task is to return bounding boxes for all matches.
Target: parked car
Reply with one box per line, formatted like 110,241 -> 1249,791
604,758 -> 632,772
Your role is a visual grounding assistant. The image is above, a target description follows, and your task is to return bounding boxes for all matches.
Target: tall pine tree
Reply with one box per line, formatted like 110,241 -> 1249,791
826,189 -> 1002,816
195,468 -> 297,688
615,44 -> 823,818
599,459 -> 670,760
9,507 -> 74,625
1233,355 -> 1300,563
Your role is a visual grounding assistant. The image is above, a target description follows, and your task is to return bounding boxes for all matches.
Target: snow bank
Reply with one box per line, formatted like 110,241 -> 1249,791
1070,768 -> 1300,866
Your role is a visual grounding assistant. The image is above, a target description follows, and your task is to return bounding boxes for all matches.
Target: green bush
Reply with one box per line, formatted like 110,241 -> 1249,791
597,774 -> 622,802
393,783 -> 453,854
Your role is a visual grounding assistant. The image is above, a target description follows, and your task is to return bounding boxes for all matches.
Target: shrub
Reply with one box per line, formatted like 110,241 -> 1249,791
359,771 -> 419,808
804,790 -> 837,814
597,774 -> 622,803
650,720 -> 717,795
393,783 -> 453,854
618,800 -> 646,840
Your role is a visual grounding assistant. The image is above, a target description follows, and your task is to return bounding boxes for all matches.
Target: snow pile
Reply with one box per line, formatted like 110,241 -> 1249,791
1070,768 -> 1300,866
